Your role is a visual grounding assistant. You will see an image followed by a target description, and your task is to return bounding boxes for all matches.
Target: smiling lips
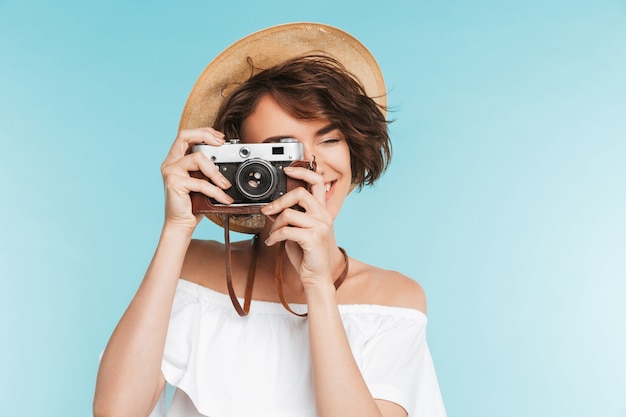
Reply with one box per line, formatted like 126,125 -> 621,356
324,180 -> 337,201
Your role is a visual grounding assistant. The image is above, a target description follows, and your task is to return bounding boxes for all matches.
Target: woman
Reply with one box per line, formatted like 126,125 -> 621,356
94,23 -> 446,417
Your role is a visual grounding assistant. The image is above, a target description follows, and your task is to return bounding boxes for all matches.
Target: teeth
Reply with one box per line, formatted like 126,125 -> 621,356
325,183 -> 331,192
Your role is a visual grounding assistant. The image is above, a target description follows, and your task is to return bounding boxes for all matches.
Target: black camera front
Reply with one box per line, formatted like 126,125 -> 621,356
213,159 -> 290,205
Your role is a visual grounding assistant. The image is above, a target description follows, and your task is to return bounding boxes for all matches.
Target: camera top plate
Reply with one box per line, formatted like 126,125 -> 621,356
192,138 -> 303,163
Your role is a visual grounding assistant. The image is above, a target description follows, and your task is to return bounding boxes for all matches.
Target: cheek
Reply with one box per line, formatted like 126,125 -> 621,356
336,147 -> 353,193
329,145 -> 351,174
342,145 -> 353,177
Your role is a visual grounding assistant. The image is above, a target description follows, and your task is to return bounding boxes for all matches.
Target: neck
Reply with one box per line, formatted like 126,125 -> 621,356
251,228 -> 302,289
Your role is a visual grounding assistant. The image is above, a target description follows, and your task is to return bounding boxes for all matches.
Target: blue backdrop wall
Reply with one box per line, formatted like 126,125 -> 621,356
1,1 -> 625,416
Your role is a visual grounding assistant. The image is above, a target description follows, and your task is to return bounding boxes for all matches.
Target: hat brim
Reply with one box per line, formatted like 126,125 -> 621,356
179,22 -> 385,234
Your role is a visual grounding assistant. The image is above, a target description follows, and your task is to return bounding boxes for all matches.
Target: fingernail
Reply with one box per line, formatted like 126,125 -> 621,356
283,167 -> 294,172
220,176 -> 231,187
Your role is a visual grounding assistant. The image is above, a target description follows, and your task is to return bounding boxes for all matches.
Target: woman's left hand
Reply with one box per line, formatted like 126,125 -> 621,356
261,165 -> 339,290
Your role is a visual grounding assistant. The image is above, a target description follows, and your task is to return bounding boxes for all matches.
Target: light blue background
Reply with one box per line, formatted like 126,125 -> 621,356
1,1 -> 625,416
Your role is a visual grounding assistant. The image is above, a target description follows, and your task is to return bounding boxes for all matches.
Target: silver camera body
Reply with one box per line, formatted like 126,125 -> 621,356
192,138 -> 304,206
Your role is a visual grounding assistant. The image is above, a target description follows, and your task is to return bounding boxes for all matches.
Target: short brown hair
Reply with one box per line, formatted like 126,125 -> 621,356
213,55 -> 391,189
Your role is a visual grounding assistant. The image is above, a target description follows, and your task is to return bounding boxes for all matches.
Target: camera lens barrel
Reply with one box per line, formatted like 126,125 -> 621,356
235,159 -> 278,201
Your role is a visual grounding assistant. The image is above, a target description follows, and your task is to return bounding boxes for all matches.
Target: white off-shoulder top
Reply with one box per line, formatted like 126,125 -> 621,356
149,279 -> 446,417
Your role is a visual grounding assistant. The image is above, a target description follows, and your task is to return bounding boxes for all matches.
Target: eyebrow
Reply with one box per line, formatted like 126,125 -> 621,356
262,123 -> 339,143
316,122 -> 339,136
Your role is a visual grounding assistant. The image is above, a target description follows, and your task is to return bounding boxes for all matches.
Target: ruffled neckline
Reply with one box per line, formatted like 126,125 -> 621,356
176,278 -> 427,320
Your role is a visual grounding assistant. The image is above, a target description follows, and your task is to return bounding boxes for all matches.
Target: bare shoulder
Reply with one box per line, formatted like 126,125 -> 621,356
340,257 -> 427,314
183,238 -> 222,268
180,239 -> 223,286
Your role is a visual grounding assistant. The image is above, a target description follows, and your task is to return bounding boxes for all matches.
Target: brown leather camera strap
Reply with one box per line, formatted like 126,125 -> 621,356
223,214 -> 349,317
223,215 -> 258,316
274,241 -> 349,317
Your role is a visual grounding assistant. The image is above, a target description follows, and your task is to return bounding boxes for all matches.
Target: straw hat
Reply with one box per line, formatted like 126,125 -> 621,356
179,22 -> 386,234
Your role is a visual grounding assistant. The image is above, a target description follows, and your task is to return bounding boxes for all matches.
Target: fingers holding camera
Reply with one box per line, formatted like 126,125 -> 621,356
262,184 -> 338,279
161,128 -> 232,229
162,128 -> 225,167
261,185 -> 329,225
283,165 -> 327,206
264,207 -> 337,287
260,161 -> 327,217
264,208 -> 329,244
264,203 -> 312,232
163,151 -> 233,203
174,152 -> 233,196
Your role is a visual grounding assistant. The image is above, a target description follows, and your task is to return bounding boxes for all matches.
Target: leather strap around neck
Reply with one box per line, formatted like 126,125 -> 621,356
223,215 -> 258,316
223,214 -> 349,317
274,241 -> 349,317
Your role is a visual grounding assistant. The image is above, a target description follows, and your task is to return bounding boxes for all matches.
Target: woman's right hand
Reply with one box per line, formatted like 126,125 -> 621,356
160,127 -> 234,231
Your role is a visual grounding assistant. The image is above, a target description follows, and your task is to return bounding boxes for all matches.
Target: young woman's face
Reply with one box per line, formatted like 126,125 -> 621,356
241,94 -> 352,218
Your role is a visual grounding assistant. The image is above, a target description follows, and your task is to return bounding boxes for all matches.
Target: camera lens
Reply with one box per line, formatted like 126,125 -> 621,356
235,159 -> 277,201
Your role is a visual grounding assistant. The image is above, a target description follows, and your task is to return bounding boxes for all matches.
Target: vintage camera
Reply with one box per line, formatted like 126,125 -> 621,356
190,138 -> 313,215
